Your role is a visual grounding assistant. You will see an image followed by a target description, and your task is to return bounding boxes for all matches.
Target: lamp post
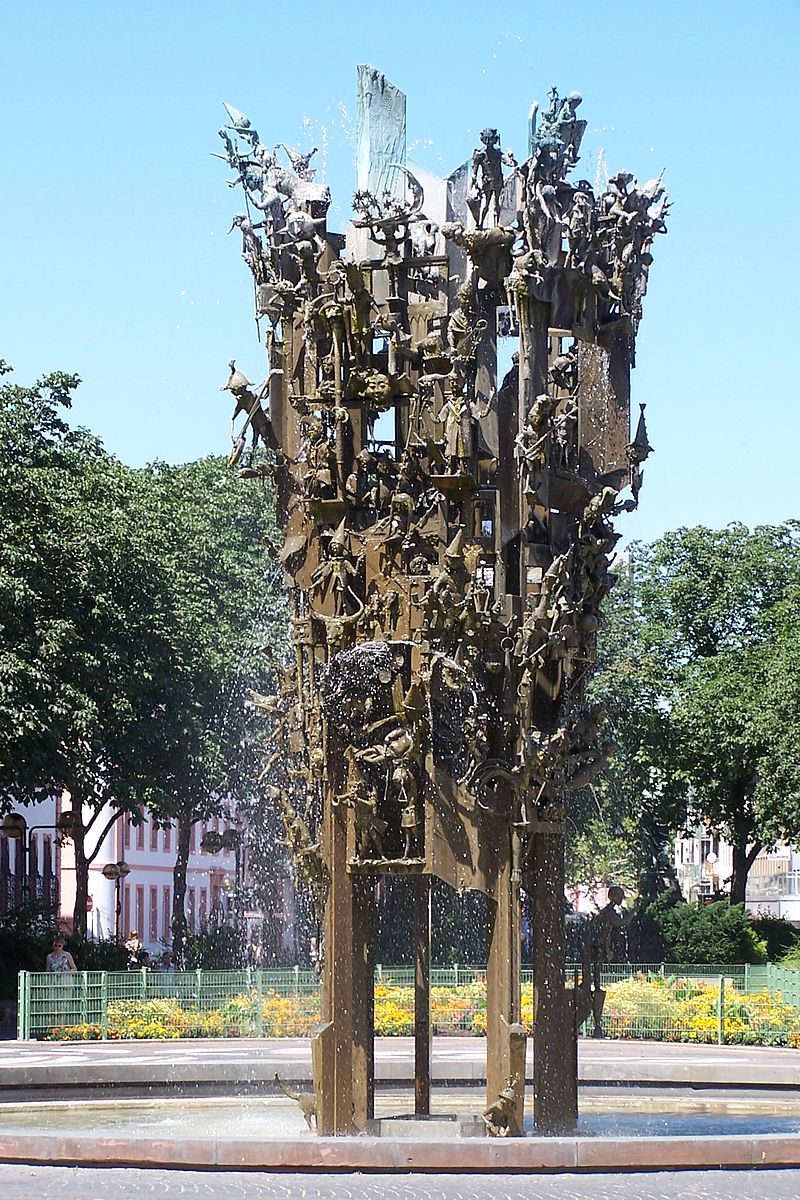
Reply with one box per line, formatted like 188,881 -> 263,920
201,827 -> 245,927
101,861 -> 132,941
705,851 -> 719,900
0,810 -> 81,904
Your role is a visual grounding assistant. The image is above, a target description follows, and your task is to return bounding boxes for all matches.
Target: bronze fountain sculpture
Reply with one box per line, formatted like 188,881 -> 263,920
217,67 -> 667,1135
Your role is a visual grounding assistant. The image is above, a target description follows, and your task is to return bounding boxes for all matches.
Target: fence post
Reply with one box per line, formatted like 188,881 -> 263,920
100,972 -> 108,1042
293,964 -> 299,997
79,972 -> 88,1027
17,971 -> 27,1040
376,963 -> 382,983
195,969 -> 202,1009
717,976 -> 725,1045
744,963 -> 750,994
255,969 -> 264,1037
454,963 -> 459,987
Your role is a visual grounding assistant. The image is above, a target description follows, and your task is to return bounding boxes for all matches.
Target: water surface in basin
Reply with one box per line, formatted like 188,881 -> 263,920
2,1097 -> 800,1140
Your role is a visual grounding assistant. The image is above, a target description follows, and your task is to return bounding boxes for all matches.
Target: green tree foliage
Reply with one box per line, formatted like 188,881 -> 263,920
0,362 -> 169,931
641,524 -> 800,904
0,364 -> 285,942
567,561 -> 677,899
576,524 -> 800,908
135,457 -> 285,960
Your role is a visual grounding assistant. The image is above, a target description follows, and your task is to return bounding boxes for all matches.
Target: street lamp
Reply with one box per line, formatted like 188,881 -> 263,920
101,861 -> 132,941
201,827 -> 245,925
1,814 -> 27,839
0,811 -> 81,903
200,830 -> 224,854
705,851 -> 719,899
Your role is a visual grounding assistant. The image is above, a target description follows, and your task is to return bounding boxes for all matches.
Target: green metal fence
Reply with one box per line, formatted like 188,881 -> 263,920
18,962 -> 800,1045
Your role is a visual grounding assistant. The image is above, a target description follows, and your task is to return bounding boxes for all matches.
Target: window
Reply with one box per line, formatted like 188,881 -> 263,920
163,823 -> 171,853
200,888 -> 208,930
190,824 -> 196,854
150,820 -> 159,852
123,887 -> 131,940
136,886 -> 144,939
136,817 -> 144,851
149,886 -> 158,942
124,815 -> 131,851
188,888 -> 196,932
162,886 -> 171,942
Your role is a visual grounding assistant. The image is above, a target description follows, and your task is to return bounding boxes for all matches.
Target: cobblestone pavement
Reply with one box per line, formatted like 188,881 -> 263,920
1,1167 -> 800,1199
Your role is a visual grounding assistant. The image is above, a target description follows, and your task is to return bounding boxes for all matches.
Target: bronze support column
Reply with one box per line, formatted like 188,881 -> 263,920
486,827 -> 525,1136
414,873 -> 431,1114
529,824 -> 578,1133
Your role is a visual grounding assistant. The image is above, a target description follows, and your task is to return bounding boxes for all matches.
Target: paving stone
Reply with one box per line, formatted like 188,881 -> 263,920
2,1166 -> 800,1200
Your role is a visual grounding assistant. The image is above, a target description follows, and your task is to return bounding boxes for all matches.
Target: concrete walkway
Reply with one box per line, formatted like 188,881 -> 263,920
1,1036 -> 799,1091
1,1039 -> 800,1174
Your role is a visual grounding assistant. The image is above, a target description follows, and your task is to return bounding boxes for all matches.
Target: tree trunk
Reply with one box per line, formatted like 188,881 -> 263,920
172,817 -> 192,965
729,838 -> 762,907
71,822 -> 89,939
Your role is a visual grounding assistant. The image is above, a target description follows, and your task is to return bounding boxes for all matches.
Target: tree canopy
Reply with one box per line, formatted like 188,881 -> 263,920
573,523 -> 800,906
0,363 -> 285,936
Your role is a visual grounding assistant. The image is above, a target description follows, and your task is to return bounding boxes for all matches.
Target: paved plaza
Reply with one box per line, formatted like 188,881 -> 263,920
1,1038 -> 799,1179
2,1166 -> 800,1200
1,1036 -> 799,1091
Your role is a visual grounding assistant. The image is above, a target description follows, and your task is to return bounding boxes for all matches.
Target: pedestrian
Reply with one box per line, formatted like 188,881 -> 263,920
45,936 -> 77,1022
124,929 -> 142,969
158,950 -> 176,975
45,937 -> 76,974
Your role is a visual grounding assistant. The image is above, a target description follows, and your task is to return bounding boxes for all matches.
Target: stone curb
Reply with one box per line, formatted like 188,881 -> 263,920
4,1060 -> 800,1089
4,1039 -> 800,1093
1,1132 -> 800,1172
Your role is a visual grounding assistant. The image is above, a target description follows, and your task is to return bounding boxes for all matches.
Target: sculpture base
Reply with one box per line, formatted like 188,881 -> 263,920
366,1113 -> 485,1138
347,856 -> 425,874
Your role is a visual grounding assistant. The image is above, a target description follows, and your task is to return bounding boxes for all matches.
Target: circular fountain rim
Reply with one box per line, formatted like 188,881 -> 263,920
1,1093 -> 800,1174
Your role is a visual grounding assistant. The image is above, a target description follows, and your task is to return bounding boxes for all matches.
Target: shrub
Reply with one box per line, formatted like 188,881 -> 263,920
69,938 -> 127,972
750,915 -> 800,962
781,942 -> 800,969
184,926 -> 246,970
0,902 -> 62,997
649,899 -> 767,965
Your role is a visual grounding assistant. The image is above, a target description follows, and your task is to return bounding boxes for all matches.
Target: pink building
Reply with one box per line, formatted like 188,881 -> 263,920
1,796 -> 241,956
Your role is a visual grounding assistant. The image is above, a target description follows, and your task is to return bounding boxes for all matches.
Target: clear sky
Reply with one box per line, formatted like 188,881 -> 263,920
3,0 -> 798,545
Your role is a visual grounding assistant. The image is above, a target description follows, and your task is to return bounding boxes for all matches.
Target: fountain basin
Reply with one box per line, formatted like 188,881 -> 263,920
2,1094 -> 800,1173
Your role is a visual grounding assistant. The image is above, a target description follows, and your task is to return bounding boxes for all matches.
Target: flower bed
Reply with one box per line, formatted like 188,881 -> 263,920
43,973 -> 800,1046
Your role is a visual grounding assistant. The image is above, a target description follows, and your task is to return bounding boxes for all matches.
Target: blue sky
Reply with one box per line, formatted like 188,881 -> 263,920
3,0 -> 798,545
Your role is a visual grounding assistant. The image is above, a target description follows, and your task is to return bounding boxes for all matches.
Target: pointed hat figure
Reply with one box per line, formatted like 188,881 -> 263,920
329,517 -> 349,553
221,359 -> 252,397
444,527 -> 466,562
627,404 -> 653,502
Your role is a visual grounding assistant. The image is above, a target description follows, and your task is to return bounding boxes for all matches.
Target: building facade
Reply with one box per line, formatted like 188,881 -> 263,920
675,828 -> 800,924
0,794 -> 297,958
